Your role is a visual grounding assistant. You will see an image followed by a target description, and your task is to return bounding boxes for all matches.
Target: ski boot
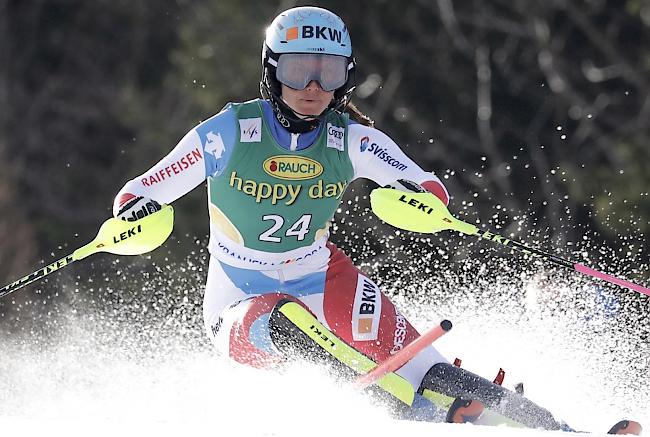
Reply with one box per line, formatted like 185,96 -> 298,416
419,361 -> 562,430
608,420 -> 643,436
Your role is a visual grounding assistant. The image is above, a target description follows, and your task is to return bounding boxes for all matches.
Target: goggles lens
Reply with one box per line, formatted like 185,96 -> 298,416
276,54 -> 348,92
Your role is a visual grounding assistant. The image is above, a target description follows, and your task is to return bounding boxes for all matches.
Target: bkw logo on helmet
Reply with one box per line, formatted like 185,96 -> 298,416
283,26 -> 344,44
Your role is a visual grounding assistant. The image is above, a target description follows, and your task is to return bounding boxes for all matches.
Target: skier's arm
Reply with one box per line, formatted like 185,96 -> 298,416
113,105 -> 237,217
113,129 -> 207,217
348,124 -> 449,204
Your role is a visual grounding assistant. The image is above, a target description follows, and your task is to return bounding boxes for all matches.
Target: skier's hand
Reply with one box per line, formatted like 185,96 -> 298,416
383,179 -> 426,193
384,179 -> 448,206
115,194 -> 162,222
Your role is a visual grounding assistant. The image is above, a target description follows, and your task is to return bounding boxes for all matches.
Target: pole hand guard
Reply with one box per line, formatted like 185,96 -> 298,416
370,188 -> 478,235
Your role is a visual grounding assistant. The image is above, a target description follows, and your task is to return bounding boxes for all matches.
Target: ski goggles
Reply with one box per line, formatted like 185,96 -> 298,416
274,53 -> 350,92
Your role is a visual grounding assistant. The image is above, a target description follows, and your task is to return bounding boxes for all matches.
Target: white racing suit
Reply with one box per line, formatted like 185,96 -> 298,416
113,99 -> 450,391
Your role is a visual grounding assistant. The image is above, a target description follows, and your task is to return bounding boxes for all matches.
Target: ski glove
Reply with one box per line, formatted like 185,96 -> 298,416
116,195 -> 162,222
384,179 -> 449,206
384,179 -> 427,193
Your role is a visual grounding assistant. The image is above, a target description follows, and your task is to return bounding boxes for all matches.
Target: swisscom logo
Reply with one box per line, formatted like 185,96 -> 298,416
263,156 -> 324,180
359,137 -> 408,171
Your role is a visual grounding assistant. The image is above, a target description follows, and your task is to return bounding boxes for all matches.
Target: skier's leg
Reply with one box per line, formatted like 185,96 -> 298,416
214,292 -> 308,367
319,244 -> 561,428
419,362 -> 562,430
203,256 -> 309,368
321,243 -> 447,389
268,297 -> 424,415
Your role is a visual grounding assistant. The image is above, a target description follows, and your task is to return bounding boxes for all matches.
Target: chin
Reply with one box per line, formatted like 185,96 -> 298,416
298,105 -> 326,116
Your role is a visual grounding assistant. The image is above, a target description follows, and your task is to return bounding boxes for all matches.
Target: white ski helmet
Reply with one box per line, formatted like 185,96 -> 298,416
260,6 -> 356,114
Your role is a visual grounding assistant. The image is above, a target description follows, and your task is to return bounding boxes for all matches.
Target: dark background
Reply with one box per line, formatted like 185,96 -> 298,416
1,0 -> 648,328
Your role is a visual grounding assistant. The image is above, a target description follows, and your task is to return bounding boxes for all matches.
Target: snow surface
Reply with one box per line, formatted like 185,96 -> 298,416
0,261 -> 647,437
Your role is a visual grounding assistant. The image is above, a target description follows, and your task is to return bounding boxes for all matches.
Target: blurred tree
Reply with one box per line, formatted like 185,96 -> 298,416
0,0 -> 181,316
326,0 -> 649,274
0,0 -> 39,290
1,0 -> 648,325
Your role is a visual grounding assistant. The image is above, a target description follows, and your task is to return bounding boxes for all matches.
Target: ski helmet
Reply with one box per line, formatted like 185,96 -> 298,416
260,7 -> 356,117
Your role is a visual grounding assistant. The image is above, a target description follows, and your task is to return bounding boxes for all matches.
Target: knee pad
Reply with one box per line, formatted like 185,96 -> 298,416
211,293 -> 306,368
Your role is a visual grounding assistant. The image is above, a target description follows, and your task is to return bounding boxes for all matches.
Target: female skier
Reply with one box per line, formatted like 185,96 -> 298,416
113,6 -> 574,429
115,5 -> 449,387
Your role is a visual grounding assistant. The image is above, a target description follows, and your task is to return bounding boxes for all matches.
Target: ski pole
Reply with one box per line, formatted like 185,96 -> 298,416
354,319 -> 452,389
0,205 -> 174,299
370,188 -> 650,297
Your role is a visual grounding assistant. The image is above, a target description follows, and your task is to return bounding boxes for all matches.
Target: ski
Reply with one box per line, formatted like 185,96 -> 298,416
268,298 -> 415,409
268,299 -> 643,435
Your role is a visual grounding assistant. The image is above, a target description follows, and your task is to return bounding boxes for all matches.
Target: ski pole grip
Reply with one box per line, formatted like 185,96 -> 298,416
354,319 -> 452,389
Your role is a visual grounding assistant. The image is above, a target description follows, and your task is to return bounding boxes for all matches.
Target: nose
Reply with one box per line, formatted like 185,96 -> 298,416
305,80 -> 324,91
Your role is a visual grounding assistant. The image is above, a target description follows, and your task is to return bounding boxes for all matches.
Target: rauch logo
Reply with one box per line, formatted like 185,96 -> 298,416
263,155 -> 324,180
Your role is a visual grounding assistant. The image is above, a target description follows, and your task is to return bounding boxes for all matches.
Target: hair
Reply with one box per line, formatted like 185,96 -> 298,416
345,102 -> 374,127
